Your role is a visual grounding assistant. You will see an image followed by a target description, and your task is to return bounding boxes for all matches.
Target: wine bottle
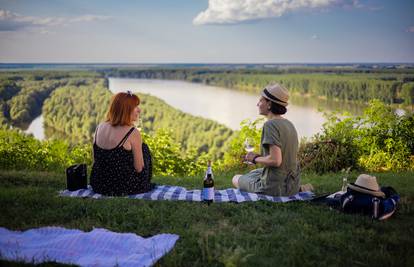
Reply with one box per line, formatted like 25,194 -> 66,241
202,160 -> 214,204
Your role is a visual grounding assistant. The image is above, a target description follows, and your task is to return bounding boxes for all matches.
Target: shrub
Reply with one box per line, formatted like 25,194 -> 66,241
0,129 -> 92,172
300,100 -> 414,173
355,100 -> 414,171
298,139 -> 359,174
0,128 -> 207,176
222,118 -> 263,169
142,130 -> 207,176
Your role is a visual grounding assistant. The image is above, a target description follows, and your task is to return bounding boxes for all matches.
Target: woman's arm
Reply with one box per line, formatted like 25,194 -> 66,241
246,144 -> 282,167
130,129 -> 144,172
91,123 -> 101,162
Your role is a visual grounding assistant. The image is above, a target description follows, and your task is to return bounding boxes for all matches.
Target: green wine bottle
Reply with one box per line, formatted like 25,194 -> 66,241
202,160 -> 214,204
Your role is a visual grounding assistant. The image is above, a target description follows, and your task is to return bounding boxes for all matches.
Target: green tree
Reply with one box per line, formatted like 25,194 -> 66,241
401,82 -> 414,107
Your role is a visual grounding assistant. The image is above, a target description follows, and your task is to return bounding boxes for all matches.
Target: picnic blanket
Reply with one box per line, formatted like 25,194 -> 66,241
0,226 -> 179,267
60,185 -> 314,203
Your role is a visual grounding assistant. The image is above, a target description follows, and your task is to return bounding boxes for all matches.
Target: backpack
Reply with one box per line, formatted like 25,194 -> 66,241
327,186 -> 399,220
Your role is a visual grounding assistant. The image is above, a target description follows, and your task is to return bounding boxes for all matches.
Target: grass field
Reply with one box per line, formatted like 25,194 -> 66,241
0,169 -> 413,267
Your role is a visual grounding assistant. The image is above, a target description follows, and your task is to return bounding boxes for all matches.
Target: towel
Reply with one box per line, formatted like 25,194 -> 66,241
60,185 -> 314,203
0,227 -> 179,267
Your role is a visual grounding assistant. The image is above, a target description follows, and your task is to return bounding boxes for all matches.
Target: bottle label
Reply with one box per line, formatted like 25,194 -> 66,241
202,187 -> 214,201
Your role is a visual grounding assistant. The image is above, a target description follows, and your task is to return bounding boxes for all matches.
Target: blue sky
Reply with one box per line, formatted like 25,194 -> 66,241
0,0 -> 413,63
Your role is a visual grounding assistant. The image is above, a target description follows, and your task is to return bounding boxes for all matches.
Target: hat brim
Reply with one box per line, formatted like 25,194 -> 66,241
261,91 -> 288,107
348,183 -> 385,197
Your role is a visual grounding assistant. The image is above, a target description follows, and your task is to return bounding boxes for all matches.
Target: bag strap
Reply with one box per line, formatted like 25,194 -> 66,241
115,127 -> 135,148
341,194 -> 354,210
372,197 -> 380,219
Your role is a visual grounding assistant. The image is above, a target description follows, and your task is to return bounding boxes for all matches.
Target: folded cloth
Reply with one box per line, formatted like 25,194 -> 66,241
60,185 -> 314,203
0,227 -> 179,267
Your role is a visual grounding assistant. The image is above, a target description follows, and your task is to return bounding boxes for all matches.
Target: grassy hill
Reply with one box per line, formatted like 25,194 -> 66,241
1,169 -> 413,266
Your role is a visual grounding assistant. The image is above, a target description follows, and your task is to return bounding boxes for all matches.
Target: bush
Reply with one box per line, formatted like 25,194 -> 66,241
142,130 -> 207,176
0,128 -> 207,177
355,100 -> 414,171
222,118 -> 263,169
300,100 -> 414,173
298,139 -> 359,174
298,109 -> 361,173
0,129 -> 92,172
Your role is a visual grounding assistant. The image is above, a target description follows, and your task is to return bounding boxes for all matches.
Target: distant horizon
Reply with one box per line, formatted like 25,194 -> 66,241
1,62 -> 414,65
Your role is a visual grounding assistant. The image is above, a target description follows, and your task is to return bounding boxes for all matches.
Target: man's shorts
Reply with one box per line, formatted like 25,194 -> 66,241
238,168 -> 264,193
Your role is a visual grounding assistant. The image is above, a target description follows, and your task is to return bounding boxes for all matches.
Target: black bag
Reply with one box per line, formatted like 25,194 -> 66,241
66,164 -> 87,191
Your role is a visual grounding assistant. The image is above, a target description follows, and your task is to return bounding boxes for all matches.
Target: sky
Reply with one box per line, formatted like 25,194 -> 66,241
0,0 -> 413,63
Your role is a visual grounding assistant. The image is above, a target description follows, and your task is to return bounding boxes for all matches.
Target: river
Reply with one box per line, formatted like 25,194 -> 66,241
26,78 -> 366,140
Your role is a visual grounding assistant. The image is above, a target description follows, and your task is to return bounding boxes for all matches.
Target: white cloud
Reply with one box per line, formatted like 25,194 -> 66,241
69,15 -> 112,23
406,26 -> 414,33
311,34 -> 319,40
193,0 -> 337,25
339,0 -> 383,11
192,0 -> 383,25
0,9 -> 111,31
348,0 -> 363,9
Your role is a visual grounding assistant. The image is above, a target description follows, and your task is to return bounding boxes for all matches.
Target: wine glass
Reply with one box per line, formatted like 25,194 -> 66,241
136,117 -> 143,131
243,138 -> 254,164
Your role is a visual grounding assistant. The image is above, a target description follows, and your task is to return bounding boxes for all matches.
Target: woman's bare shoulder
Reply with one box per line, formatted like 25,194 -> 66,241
129,127 -> 141,141
97,121 -> 110,130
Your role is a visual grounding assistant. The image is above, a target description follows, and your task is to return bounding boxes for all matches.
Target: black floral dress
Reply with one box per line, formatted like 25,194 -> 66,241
90,127 -> 153,196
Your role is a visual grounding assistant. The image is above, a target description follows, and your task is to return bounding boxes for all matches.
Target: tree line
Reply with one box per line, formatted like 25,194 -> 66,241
101,68 -> 414,107
2,67 -> 413,131
0,71 -> 102,128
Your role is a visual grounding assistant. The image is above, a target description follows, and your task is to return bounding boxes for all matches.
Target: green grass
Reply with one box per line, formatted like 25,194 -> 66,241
0,169 -> 413,267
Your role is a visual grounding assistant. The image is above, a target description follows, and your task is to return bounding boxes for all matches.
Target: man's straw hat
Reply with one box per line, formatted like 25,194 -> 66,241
261,83 -> 289,107
348,174 -> 385,197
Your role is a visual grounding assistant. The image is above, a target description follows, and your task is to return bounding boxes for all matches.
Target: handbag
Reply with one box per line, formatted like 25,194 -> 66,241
66,164 -> 87,191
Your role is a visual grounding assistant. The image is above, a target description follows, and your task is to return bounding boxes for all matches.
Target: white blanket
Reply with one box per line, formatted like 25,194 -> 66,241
0,226 -> 179,267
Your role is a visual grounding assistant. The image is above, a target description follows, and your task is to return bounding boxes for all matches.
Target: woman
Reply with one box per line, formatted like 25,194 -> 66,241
90,91 -> 153,196
232,83 -> 301,197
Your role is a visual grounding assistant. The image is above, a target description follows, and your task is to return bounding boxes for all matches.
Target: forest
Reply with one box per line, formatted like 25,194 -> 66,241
0,71 -> 102,128
0,67 -> 413,174
101,67 -> 414,106
2,66 -> 413,133
42,82 -> 234,158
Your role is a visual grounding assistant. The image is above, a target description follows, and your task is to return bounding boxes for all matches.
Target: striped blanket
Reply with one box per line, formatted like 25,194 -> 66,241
0,226 -> 178,267
60,185 -> 314,203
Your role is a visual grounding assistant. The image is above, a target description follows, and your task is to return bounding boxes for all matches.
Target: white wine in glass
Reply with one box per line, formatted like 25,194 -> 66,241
244,138 -> 254,152
244,138 -> 254,164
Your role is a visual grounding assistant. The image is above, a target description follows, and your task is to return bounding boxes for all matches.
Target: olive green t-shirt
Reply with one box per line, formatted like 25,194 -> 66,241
259,118 -> 300,196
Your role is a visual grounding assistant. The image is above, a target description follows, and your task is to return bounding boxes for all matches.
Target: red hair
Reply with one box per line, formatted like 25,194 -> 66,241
106,92 -> 140,126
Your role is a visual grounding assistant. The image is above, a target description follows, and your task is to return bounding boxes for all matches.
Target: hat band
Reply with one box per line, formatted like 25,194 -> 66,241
351,183 -> 380,192
263,88 -> 287,104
